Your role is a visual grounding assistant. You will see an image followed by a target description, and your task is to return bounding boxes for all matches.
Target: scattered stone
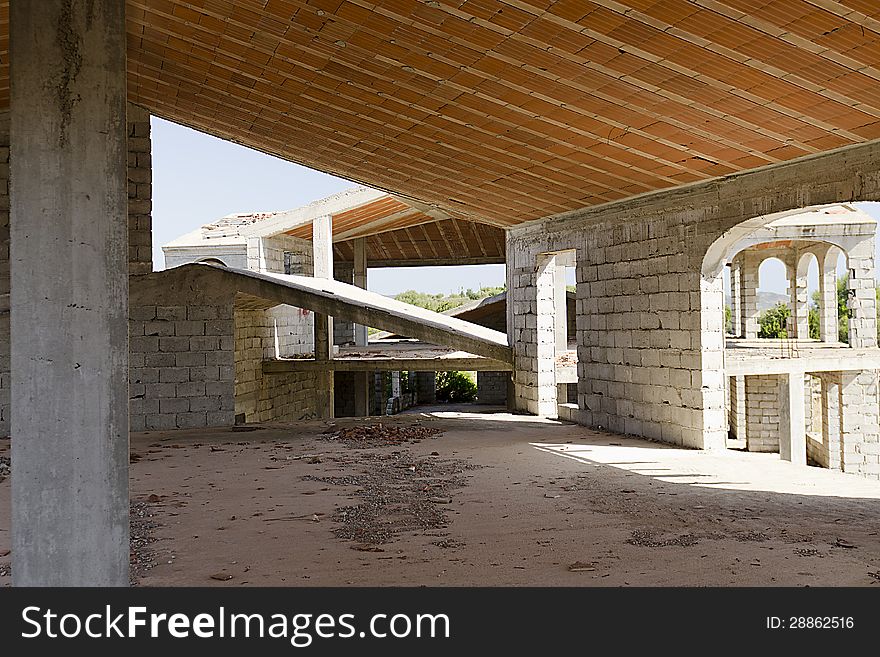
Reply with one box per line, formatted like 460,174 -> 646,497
305,449 -> 475,547
835,538 -> 856,549
210,573 -> 233,581
568,561 -> 596,572
544,493 -> 561,499
0,456 -> 10,482
627,529 -> 700,548
147,494 -> 162,503
323,423 -> 443,448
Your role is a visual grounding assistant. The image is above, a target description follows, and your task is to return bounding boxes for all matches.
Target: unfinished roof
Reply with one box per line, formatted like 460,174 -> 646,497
162,185 -> 505,265
6,2 -> 880,226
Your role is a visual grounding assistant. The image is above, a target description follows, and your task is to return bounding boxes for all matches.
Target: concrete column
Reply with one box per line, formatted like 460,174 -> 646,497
391,371 -> 401,398
312,215 -> 334,418
818,249 -> 839,343
846,239 -> 877,348
353,238 -> 368,347
351,238 -> 370,415
729,258 -> 742,337
779,372 -> 806,465
740,254 -> 760,339
11,0 -> 129,585
791,253 -> 810,339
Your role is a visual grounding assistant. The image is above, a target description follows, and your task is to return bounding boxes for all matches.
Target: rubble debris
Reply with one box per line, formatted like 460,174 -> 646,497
304,450 -> 475,547
323,423 -> 443,448
627,529 -> 700,548
0,455 -> 9,482
210,572 -> 233,581
130,500 -> 161,586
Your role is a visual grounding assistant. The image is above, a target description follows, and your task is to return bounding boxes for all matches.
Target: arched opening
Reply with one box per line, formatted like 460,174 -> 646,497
756,256 -> 789,339
704,203 -> 878,468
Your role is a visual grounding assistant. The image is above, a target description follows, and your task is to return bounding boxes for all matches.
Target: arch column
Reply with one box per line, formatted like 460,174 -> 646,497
817,247 -> 839,343
791,252 -> 811,339
846,238 -> 877,348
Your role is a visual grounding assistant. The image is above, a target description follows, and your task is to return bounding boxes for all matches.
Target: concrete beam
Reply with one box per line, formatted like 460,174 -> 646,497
139,265 -> 513,363
724,349 -> 880,376
10,0 -> 129,586
779,372 -> 807,465
263,356 -> 513,374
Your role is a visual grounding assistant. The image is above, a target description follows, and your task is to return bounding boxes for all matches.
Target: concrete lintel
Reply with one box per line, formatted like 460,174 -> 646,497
724,350 -> 880,376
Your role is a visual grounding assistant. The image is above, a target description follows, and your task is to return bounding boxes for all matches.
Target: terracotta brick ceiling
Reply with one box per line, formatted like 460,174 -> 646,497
1,1 -> 880,226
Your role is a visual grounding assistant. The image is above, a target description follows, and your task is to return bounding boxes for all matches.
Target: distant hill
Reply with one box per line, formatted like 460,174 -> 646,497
724,290 -> 790,312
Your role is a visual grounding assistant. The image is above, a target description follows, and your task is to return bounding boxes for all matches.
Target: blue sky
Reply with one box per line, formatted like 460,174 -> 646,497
152,117 -> 879,297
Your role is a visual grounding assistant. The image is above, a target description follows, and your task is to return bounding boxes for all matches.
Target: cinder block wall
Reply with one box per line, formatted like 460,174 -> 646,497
506,142 -> 880,451
128,104 -> 152,276
744,375 -> 780,453
129,299 -> 235,430
234,307 -> 317,422
0,111 -> 8,435
477,371 -> 508,404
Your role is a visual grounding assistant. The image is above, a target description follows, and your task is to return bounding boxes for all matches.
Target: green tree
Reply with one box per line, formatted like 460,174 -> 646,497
724,305 -> 733,334
435,371 -> 477,403
394,286 -> 506,313
757,303 -> 790,338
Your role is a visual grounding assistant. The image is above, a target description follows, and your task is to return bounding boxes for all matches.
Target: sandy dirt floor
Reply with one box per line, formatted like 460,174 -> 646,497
2,405 -> 880,586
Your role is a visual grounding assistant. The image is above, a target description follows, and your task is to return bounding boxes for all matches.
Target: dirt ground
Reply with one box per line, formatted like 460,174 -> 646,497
2,405 -> 880,586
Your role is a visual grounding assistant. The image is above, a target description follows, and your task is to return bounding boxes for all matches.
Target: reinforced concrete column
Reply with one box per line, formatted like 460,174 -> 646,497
846,239 -> 877,348
352,238 -> 369,415
729,258 -> 743,337
312,214 -> 334,418
791,253 -> 810,339
740,253 -> 760,339
818,248 -> 839,343
353,238 -> 368,346
779,372 -> 807,465
11,0 -> 129,585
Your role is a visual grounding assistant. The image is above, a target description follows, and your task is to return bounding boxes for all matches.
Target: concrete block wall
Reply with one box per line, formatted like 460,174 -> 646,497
0,111 -> 8,436
508,221 -> 718,447
129,300 -> 235,430
415,372 -> 436,404
334,371 -> 356,417
839,369 -> 880,477
507,141 -> 880,452
744,375 -> 781,453
728,375 -> 746,440
234,307 -> 317,422
477,371 -> 509,404
128,104 -> 152,276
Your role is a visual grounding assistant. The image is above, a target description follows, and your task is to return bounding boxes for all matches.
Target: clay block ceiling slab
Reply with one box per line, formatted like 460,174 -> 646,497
2,1 -> 880,226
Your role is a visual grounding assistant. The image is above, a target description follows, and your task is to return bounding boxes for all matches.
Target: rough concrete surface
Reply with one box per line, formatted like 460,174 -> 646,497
4,407 -> 880,587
